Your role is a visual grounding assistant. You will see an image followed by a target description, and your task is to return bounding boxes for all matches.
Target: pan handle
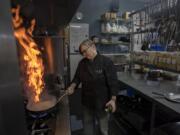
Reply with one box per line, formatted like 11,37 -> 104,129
56,92 -> 68,103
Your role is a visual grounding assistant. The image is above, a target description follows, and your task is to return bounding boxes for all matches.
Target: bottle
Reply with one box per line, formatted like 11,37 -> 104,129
112,22 -> 117,32
106,22 -> 111,33
105,105 -> 112,113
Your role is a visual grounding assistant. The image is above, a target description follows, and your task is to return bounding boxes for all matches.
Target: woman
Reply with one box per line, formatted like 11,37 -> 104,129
66,39 -> 118,135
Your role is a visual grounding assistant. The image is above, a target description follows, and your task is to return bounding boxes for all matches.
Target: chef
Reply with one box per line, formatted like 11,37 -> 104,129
66,39 -> 119,135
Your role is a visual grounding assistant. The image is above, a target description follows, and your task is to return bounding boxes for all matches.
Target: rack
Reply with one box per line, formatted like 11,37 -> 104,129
99,16 -> 130,48
101,17 -> 130,34
130,0 -> 179,52
101,32 -> 130,35
102,53 -> 130,56
130,51 -> 180,74
129,0 -> 180,74
134,61 -> 180,74
97,12 -> 131,71
97,41 -> 130,45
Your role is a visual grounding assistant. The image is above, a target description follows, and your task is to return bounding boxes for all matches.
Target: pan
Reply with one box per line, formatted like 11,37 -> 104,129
152,92 -> 180,103
26,91 -> 68,113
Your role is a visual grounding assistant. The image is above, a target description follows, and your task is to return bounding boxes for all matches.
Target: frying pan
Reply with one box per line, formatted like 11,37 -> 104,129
152,92 -> 180,103
26,91 -> 68,113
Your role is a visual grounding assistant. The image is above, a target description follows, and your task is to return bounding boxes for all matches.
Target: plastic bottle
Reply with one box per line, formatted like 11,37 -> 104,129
106,22 -> 111,33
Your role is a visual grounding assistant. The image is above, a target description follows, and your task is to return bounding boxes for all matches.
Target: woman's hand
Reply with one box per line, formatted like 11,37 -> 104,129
66,83 -> 76,95
105,99 -> 116,113
66,86 -> 74,95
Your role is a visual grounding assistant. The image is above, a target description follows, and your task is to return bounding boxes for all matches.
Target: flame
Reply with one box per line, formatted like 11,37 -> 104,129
12,5 -> 44,103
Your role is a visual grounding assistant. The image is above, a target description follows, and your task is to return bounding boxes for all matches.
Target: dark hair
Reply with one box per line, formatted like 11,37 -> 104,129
79,39 -> 94,55
90,35 -> 97,41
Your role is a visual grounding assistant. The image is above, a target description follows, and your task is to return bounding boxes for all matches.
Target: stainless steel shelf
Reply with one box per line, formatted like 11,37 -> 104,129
100,18 -> 130,22
102,53 -> 129,56
101,32 -> 130,35
97,41 -> 130,45
134,61 -> 180,74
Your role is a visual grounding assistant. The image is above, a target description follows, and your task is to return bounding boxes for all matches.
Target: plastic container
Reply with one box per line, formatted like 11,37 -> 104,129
149,43 -> 166,51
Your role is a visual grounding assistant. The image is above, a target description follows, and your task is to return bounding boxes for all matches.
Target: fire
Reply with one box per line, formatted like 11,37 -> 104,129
12,5 -> 44,102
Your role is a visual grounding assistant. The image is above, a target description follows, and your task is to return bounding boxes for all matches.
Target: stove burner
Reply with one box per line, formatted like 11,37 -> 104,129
30,121 -> 50,135
26,103 -> 58,135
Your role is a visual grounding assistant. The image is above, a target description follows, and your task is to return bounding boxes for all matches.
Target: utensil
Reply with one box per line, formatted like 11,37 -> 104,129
56,92 -> 68,103
152,92 -> 180,103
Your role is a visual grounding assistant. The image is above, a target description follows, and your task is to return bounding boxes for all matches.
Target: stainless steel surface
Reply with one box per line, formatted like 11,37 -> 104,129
69,23 -> 89,54
117,72 -> 180,114
152,92 -> 180,103
0,0 -> 28,134
55,97 -> 71,135
69,23 -> 89,81
70,54 -> 83,81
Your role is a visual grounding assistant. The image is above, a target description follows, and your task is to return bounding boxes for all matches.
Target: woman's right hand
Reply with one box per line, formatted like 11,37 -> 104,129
66,83 -> 76,95
66,86 -> 74,95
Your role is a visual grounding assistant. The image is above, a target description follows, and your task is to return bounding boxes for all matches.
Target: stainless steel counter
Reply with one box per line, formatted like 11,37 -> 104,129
117,72 -> 180,115
55,97 -> 71,135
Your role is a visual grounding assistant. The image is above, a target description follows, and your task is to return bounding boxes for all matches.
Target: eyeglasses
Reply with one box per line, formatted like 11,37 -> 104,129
80,46 -> 91,55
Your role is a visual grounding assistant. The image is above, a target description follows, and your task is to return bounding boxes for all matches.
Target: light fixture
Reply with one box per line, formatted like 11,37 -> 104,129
76,12 -> 83,20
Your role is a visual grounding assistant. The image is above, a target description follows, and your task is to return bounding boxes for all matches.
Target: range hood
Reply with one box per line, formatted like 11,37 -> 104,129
11,0 -> 82,35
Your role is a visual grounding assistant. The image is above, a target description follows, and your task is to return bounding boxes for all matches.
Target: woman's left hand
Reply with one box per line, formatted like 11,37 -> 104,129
105,99 -> 116,113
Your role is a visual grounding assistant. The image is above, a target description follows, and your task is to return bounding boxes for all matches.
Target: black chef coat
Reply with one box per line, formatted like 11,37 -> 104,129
72,54 -> 118,111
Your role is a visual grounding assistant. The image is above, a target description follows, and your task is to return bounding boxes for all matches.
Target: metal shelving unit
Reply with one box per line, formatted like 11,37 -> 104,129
101,32 -> 130,35
102,53 -> 130,56
97,13 -> 131,71
99,17 -> 130,51
130,0 -> 178,52
97,41 -> 130,45
134,61 -> 180,74
129,0 -> 180,73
